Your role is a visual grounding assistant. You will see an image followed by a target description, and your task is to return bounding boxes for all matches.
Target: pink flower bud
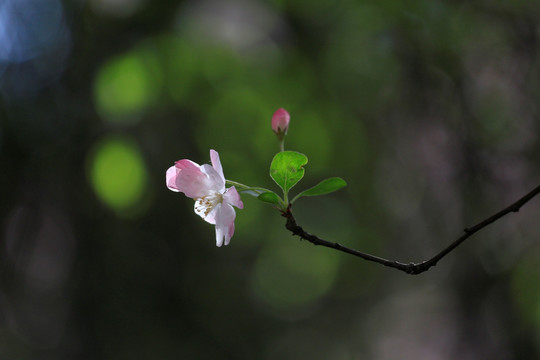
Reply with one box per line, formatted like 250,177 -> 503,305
271,108 -> 290,135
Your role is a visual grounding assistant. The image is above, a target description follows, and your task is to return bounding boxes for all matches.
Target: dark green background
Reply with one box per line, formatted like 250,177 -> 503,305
1,0 -> 540,358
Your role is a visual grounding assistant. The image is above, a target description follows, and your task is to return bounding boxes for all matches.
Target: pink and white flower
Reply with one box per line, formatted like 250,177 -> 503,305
166,149 -> 244,247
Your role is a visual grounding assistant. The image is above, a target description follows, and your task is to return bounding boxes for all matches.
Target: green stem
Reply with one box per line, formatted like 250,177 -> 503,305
226,180 -> 287,210
290,192 -> 301,204
282,185 -> 288,205
225,180 -> 272,195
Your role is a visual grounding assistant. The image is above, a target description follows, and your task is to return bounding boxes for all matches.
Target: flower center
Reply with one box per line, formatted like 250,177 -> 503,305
195,192 -> 223,217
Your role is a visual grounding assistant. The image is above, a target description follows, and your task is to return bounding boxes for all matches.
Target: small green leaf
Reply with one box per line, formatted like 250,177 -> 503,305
291,177 -> 347,203
257,192 -> 284,207
270,151 -> 308,195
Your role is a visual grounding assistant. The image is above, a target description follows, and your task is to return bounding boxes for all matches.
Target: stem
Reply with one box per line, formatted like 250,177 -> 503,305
279,140 -> 285,152
282,184 -> 540,275
225,180 -> 272,195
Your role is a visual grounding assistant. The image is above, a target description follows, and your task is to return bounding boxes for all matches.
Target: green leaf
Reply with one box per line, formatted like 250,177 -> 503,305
291,177 -> 347,203
270,151 -> 308,195
257,192 -> 284,207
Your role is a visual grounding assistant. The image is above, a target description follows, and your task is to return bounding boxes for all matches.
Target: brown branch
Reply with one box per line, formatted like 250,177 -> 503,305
283,184 -> 540,275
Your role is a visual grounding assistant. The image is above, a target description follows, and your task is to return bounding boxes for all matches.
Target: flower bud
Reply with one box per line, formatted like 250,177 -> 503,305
271,108 -> 290,137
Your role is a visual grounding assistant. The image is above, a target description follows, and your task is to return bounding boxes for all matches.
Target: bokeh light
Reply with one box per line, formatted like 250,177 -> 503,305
90,0 -> 146,18
88,136 -> 149,216
512,251 -> 540,329
177,0 -> 280,52
252,239 -> 340,314
0,0 -> 70,98
94,48 -> 162,124
0,0 -> 65,62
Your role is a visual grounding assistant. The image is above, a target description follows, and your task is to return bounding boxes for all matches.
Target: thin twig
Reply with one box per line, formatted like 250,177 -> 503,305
283,184 -> 540,275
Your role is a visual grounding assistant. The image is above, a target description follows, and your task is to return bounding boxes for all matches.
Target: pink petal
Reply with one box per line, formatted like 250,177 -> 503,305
209,149 -> 225,181
214,203 -> 236,247
168,159 -> 204,194
223,186 -> 243,209
175,159 -> 200,171
225,221 -> 235,246
166,166 -> 180,192
271,108 -> 290,134
175,165 -> 212,199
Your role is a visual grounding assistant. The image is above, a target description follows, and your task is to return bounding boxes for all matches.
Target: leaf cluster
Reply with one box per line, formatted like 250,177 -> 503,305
257,151 -> 346,210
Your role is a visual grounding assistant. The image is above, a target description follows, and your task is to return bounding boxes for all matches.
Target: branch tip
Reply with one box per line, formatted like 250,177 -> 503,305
281,184 -> 540,275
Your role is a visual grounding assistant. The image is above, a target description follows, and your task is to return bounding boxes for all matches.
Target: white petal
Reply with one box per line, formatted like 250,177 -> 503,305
210,149 -> 225,182
215,225 -> 225,247
201,202 -> 219,224
194,200 -> 208,221
223,186 -> 243,209
214,203 -> 236,246
200,164 -> 225,193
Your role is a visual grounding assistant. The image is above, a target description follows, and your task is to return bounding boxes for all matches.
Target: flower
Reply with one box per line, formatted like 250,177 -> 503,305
166,149 -> 244,247
271,108 -> 290,138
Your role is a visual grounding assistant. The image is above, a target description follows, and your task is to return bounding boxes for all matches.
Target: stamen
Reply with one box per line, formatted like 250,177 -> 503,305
195,192 -> 223,217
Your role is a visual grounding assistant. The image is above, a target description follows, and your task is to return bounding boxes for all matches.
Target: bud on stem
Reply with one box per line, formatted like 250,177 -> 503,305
272,108 -> 290,151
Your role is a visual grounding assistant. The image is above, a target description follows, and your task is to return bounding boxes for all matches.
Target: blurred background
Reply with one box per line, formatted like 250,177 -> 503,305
1,0 -> 540,358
